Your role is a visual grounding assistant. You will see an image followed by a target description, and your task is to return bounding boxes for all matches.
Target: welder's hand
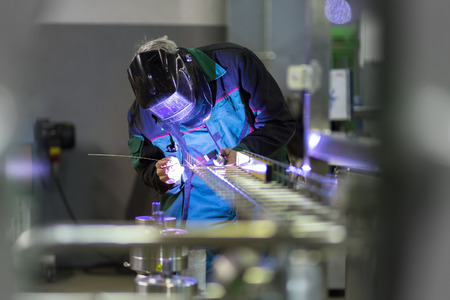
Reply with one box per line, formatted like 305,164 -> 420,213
219,148 -> 237,165
156,156 -> 185,184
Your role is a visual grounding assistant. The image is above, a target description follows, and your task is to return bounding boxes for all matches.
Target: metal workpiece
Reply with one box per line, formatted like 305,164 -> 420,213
129,230 -> 189,274
135,274 -> 198,298
185,151 -> 342,224
129,206 -> 201,298
130,209 -> 189,275
135,215 -> 177,228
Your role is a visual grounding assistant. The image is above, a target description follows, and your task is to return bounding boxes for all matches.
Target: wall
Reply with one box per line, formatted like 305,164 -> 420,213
228,0 -> 309,95
36,0 -> 226,26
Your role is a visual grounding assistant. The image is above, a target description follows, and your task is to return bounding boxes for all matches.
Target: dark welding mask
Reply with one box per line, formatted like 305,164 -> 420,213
127,48 -> 212,128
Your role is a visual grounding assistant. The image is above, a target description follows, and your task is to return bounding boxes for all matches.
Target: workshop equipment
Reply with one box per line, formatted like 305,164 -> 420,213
129,202 -> 200,299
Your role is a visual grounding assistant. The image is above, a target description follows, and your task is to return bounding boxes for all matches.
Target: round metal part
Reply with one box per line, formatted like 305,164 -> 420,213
130,244 -> 189,274
130,226 -> 189,274
135,215 -> 177,228
135,274 -> 198,297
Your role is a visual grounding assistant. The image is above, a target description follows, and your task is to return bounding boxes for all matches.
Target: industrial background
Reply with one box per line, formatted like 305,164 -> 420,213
1,0 -> 450,300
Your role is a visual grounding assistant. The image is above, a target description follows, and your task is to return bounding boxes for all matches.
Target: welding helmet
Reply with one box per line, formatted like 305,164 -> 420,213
127,48 -> 212,128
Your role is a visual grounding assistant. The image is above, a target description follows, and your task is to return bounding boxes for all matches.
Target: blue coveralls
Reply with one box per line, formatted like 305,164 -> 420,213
127,42 -> 295,277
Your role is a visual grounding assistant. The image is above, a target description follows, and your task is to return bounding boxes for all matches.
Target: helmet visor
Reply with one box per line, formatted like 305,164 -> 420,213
128,49 -> 212,127
149,59 -> 196,122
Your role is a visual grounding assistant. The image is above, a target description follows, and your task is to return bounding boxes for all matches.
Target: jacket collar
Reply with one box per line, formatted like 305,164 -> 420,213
180,47 -> 227,82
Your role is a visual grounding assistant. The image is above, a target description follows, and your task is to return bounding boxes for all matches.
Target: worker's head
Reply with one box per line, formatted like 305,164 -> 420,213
127,36 -> 212,128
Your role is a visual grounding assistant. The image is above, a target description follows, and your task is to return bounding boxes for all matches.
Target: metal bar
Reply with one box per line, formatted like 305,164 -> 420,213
13,222 -> 345,255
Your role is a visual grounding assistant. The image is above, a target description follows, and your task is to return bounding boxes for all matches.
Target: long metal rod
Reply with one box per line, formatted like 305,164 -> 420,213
88,153 -> 159,161
88,153 -> 192,168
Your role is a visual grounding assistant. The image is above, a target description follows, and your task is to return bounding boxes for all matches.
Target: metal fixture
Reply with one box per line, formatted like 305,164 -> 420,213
129,202 -> 199,299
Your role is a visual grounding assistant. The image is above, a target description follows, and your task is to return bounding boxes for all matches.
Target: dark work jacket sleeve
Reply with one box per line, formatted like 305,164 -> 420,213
140,138 -> 176,194
236,47 -> 296,157
128,105 -> 176,194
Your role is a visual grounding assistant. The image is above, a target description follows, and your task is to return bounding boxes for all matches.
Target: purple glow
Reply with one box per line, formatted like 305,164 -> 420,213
151,92 -> 192,119
286,165 -> 302,176
286,164 -> 311,176
308,132 -> 321,149
5,159 -> 33,180
324,0 -> 352,24
135,216 -> 151,221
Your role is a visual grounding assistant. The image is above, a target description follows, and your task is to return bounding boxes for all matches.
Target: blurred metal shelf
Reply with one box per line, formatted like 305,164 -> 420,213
307,130 -> 380,172
13,221 -> 346,262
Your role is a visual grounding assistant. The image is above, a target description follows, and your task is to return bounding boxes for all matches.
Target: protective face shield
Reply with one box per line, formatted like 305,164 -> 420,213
127,48 -> 212,128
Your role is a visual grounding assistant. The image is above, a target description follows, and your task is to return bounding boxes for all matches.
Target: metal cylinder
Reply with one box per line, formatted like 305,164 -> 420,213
134,215 -> 177,228
130,243 -> 189,274
135,274 -> 198,298
130,216 -> 188,275
152,202 -> 161,214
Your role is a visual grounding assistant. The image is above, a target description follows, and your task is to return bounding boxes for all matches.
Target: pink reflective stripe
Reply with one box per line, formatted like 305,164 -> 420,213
249,105 -> 261,125
181,126 -> 206,133
216,87 -> 240,103
249,104 -> 262,114
150,134 -> 170,141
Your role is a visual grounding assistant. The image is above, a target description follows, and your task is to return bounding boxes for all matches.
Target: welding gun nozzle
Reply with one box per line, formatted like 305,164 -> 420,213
213,155 -> 226,166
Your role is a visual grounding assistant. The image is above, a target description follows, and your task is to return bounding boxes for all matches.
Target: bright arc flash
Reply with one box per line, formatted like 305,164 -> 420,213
239,163 -> 268,174
308,132 -> 321,149
301,164 -> 312,172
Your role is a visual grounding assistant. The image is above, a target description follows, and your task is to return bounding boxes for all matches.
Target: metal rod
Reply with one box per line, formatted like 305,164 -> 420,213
88,153 -> 196,168
88,153 -> 160,161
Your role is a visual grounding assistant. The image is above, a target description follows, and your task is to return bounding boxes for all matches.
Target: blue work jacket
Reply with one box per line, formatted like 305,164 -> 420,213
127,42 -> 295,224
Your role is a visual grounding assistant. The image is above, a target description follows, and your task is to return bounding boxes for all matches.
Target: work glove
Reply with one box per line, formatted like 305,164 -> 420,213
156,156 -> 185,184
219,148 -> 237,165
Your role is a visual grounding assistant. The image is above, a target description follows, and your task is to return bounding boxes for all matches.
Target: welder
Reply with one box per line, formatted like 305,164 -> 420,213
126,36 -> 295,279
